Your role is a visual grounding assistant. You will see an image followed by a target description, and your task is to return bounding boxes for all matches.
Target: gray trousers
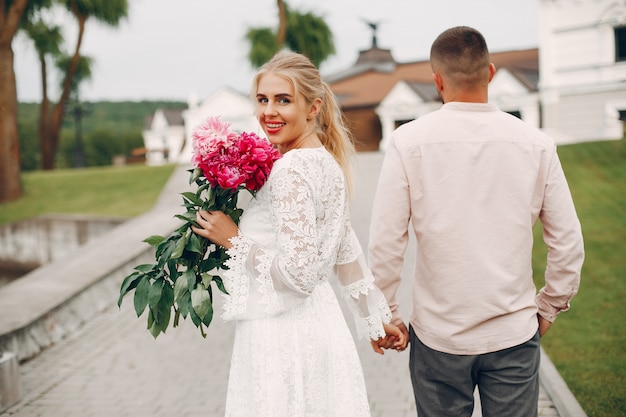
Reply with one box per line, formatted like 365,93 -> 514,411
409,326 -> 540,417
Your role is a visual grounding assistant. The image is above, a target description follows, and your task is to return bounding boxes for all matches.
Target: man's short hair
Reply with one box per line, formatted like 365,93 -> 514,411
430,26 -> 491,87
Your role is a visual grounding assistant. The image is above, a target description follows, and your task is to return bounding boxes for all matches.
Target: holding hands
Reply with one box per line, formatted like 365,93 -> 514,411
371,322 -> 409,355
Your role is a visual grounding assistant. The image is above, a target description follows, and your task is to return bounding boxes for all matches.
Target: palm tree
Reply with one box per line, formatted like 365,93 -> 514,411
245,1 -> 335,68
38,0 -> 127,170
22,18 -> 62,170
0,0 -> 51,203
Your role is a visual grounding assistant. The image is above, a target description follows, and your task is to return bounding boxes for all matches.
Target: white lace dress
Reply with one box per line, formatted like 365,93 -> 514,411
220,147 -> 391,417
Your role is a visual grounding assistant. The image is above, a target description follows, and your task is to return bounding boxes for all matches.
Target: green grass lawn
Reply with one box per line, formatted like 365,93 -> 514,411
0,164 -> 177,225
0,140 -> 624,416
532,139 -> 625,417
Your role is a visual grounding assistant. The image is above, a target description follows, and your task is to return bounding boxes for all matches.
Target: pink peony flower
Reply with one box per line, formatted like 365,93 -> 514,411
191,116 -> 281,192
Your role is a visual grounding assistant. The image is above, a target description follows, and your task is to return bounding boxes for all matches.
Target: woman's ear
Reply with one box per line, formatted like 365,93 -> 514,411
308,97 -> 322,120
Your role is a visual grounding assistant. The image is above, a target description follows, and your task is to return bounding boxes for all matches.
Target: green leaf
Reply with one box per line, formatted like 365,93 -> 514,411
143,235 -> 165,246
197,182 -> 210,194
177,290 -> 192,319
228,208 -> 244,224
187,268 -> 197,291
181,191 -> 202,206
147,308 -> 154,329
174,270 -> 192,301
188,303 -> 201,326
201,273 -> 213,288
148,279 -> 164,308
186,232 -> 203,254
117,272 -> 141,307
147,309 -> 162,338
204,187 -> 216,209
200,255 -> 220,273
134,264 -> 155,273
174,212 -> 196,223
170,235 -> 187,259
189,167 -> 202,184
160,282 -> 174,308
213,275 -> 229,295
191,286 -> 213,321
147,282 -> 174,338
157,240 -> 175,269
167,260 -> 180,281
201,305 -> 213,327
133,276 -> 150,317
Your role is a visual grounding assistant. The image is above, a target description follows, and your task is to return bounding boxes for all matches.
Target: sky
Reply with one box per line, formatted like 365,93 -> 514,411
12,0 -> 540,103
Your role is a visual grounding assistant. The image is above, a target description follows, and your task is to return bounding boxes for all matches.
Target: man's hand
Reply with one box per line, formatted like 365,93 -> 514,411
538,314 -> 551,337
371,322 -> 409,355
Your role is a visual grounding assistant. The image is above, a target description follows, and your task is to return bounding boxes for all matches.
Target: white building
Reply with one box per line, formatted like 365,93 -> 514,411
142,87 -> 261,165
539,0 -> 626,142
178,87 -> 261,164
142,108 -> 185,166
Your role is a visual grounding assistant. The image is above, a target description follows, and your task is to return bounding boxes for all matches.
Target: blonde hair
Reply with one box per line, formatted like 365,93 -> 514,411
251,50 -> 356,195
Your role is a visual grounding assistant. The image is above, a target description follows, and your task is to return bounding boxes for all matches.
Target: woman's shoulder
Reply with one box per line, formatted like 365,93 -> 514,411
273,147 -> 331,171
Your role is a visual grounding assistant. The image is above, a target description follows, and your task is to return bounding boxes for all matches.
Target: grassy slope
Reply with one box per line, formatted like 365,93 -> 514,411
532,139 -> 625,417
0,164 -> 177,225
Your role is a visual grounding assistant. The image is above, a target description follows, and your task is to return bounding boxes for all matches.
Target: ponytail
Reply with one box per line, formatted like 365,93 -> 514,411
317,82 -> 356,196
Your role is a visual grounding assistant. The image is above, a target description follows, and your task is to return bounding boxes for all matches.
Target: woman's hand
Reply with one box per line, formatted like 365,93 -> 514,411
371,322 -> 409,355
191,210 -> 239,249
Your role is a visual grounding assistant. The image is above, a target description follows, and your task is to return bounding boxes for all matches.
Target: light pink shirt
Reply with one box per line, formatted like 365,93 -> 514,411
368,102 -> 584,355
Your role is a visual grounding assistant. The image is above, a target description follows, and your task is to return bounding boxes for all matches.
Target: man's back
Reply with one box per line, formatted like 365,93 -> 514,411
370,102 -> 583,355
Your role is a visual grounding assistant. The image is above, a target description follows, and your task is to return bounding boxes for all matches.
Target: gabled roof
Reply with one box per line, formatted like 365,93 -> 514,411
144,108 -> 184,130
328,48 -> 538,109
405,81 -> 440,102
161,108 -> 184,126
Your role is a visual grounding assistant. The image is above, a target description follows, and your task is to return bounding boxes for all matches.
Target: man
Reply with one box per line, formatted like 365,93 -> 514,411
369,26 -> 584,417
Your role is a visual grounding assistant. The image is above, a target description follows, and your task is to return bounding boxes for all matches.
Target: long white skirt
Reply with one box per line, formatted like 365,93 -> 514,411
224,281 -> 371,417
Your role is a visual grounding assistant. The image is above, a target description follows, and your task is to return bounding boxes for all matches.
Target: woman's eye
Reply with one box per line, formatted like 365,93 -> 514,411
257,97 -> 268,104
278,98 -> 290,104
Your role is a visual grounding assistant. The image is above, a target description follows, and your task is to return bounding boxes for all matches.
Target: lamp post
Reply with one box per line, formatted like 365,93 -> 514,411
67,94 -> 91,168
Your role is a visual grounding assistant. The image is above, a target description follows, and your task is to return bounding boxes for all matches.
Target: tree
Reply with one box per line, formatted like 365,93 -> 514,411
37,0 -> 127,170
22,16 -> 62,169
0,0 -> 51,203
245,1 -> 335,68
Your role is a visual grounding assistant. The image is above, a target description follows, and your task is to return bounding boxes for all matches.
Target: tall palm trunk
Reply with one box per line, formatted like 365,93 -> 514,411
276,0 -> 286,47
0,0 -> 28,202
37,51 -> 52,170
40,10 -> 86,170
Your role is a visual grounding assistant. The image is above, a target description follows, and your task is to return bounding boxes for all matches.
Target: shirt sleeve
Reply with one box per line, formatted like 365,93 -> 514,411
367,136 -> 413,326
535,147 -> 584,322
335,226 -> 392,340
220,166 -> 325,321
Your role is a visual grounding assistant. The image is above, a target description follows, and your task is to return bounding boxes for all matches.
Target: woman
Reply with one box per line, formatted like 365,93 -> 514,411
192,51 -> 404,417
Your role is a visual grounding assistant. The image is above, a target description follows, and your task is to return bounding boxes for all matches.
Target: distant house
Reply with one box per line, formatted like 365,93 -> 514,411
328,44 -> 539,151
142,87 -> 261,165
142,108 -> 185,166
539,0 -> 626,142
178,87 -> 260,164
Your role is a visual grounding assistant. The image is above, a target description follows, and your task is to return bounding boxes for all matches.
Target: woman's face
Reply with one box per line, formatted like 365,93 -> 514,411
255,72 -> 318,153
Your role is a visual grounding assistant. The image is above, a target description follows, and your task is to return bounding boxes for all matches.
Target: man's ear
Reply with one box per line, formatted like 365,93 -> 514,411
488,63 -> 496,82
432,72 -> 444,92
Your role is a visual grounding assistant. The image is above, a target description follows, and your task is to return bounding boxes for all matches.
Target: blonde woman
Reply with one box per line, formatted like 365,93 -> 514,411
192,51 -> 404,417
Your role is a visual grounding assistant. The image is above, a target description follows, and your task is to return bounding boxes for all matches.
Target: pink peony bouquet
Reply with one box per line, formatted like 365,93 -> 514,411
118,117 -> 281,338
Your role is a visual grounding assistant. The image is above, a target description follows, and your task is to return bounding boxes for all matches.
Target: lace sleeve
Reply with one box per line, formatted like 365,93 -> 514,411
220,166 -> 323,321
336,228 -> 392,340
